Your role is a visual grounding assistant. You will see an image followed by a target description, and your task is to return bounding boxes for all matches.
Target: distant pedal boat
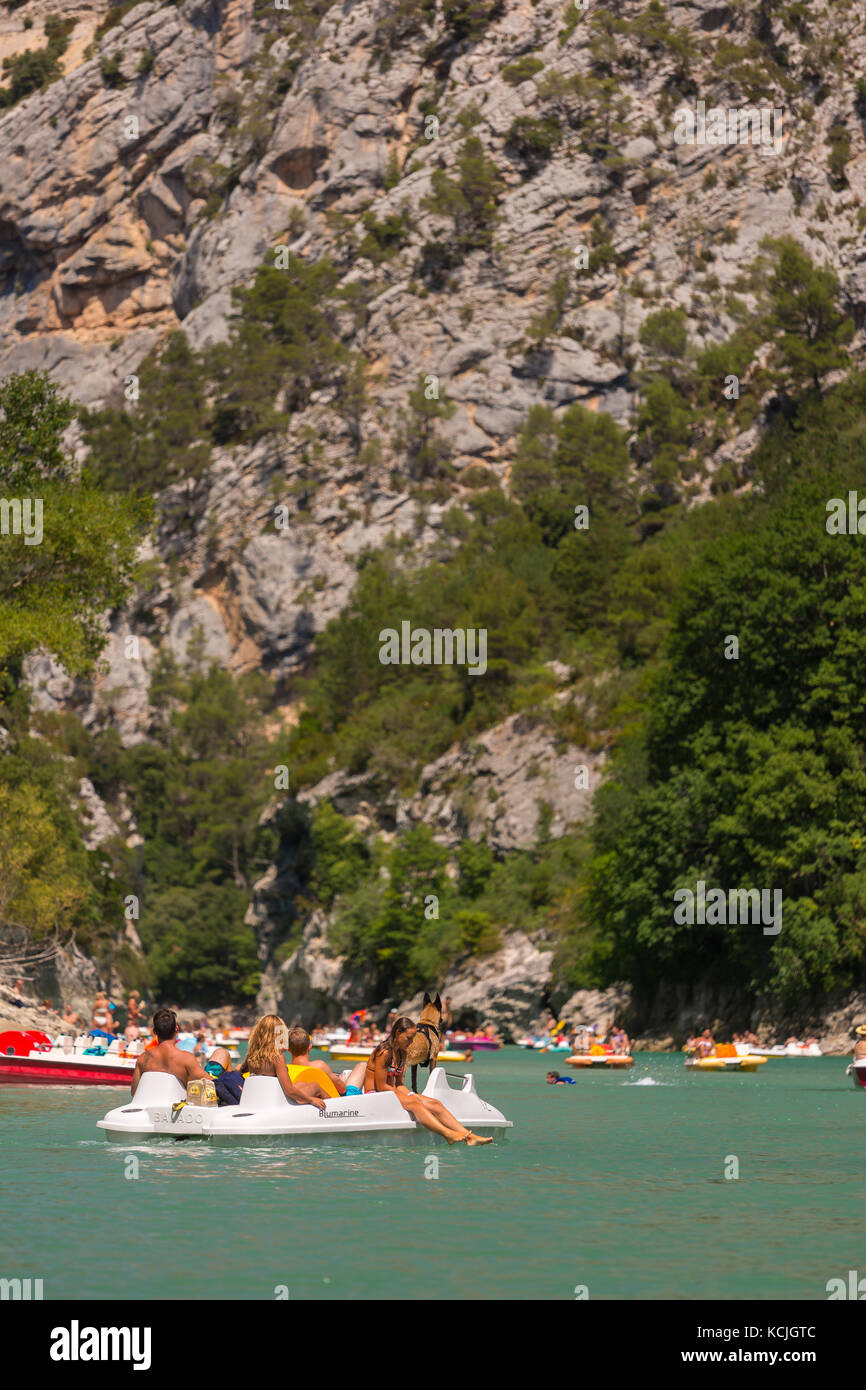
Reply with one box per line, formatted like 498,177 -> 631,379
327,1045 -> 470,1063
685,1053 -> 768,1072
565,1053 -> 634,1068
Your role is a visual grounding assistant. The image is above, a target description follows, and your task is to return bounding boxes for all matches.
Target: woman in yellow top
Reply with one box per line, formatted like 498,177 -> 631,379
245,1015 -> 329,1111
364,1017 -> 492,1146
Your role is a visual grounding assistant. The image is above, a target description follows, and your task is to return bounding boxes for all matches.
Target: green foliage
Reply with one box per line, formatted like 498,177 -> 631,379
424,136 -> 504,252
526,272 -> 569,342
210,255 -> 347,444
142,885 -> 260,1005
826,122 -> 851,188
639,308 -> 690,368
512,401 -> 633,546
587,376 -> 866,1008
396,373 -> 456,481
100,55 -> 125,88
382,147 -> 401,190
442,0 -> 504,42
755,235 -> 854,392
501,56 -> 544,85
81,332 -> 211,498
85,663 -> 290,1002
0,34 -> 64,107
0,782 -> 93,938
93,1 -> 148,42
506,115 -> 563,167
308,801 -> 371,909
371,0 -> 437,59
357,207 -> 413,264
0,372 -> 149,674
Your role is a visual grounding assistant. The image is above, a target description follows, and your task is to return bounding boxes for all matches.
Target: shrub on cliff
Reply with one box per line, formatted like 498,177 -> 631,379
210,254 -> 347,444
423,136 -> 505,253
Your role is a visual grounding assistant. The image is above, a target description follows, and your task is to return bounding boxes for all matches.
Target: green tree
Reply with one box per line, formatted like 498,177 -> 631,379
0,371 -> 149,673
81,331 -> 211,497
424,136 -> 504,252
209,255 -> 346,442
397,373 -> 456,480
0,783 -> 92,937
757,236 -> 854,393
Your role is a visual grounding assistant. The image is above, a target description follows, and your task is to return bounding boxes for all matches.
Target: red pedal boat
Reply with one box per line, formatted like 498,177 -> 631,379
0,1030 -> 136,1086
846,1058 -> 866,1090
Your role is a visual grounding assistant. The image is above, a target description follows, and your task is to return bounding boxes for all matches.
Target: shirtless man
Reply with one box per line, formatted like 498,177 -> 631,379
854,1025 -> 866,1059
287,1026 -> 365,1095
130,1008 -> 209,1097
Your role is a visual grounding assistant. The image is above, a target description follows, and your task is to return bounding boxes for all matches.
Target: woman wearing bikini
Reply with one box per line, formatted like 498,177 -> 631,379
91,992 -> 111,1033
364,1016 -> 492,1145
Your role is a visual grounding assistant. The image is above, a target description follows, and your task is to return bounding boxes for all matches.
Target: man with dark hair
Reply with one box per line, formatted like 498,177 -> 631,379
130,1008 -> 209,1096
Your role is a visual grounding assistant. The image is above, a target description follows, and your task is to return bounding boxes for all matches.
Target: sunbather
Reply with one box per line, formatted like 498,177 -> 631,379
364,1016 -> 492,1145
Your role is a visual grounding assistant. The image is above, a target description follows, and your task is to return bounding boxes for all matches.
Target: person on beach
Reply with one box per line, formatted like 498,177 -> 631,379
245,1015 -> 329,1110
364,1017 -> 492,1145
287,1026 -> 366,1096
130,1008 -> 210,1096
91,992 -> 115,1037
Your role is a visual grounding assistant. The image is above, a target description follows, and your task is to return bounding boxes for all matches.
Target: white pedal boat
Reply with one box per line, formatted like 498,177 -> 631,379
97,1066 -> 513,1144
735,1042 -> 823,1058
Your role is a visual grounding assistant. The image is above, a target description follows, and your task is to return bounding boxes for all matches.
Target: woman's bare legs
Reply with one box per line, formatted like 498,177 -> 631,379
421,1096 -> 493,1145
397,1089 -> 493,1144
398,1090 -> 466,1140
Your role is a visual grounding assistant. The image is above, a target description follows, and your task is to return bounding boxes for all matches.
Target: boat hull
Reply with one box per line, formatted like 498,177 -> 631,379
328,1047 -> 469,1063
566,1054 -> 634,1068
98,1067 -> 513,1143
0,1053 -> 133,1085
685,1056 -> 767,1071
847,1060 -> 866,1089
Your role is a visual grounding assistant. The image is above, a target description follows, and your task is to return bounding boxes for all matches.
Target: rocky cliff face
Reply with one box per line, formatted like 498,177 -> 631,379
4,0 -> 866,1033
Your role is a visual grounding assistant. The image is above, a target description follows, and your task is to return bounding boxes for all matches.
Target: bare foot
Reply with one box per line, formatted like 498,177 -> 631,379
465,1132 -> 493,1146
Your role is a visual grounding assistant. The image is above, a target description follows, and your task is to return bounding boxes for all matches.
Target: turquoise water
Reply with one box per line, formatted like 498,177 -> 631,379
1,1050 -> 862,1300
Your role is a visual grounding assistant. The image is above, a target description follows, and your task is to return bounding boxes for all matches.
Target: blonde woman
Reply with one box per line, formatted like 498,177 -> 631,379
245,1015 -> 329,1111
